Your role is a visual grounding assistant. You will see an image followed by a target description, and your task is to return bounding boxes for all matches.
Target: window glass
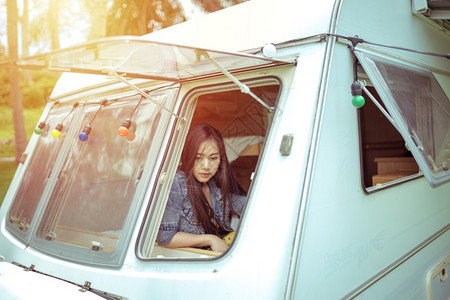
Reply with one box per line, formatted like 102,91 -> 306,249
355,50 -> 450,187
8,105 -> 77,235
4,37 -> 293,80
141,82 -> 280,259
36,96 -> 165,254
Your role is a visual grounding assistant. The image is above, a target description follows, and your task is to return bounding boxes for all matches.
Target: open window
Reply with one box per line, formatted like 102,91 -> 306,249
355,48 -> 450,188
141,80 -> 280,259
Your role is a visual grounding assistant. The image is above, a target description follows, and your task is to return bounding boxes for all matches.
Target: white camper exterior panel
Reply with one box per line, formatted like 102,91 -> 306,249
291,43 -> 450,298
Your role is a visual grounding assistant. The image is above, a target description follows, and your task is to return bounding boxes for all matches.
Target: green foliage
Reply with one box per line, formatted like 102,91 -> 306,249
0,105 -> 45,155
106,0 -> 186,36
192,0 -> 249,13
0,161 -> 17,207
0,141 -> 15,158
0,69 -> 60,108
0,107 -> 15,140
23,106 -> 47,137
0,104 -> 44,206
22,71 -> 60,108
0,68 -> 10,103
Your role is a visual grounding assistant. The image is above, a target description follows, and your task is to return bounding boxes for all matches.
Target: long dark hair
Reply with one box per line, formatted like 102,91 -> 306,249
180,123 -> 245,236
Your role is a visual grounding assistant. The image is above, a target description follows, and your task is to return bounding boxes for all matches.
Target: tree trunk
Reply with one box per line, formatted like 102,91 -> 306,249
20,0 -> 32,82
48,0 -> 60,50
7,0 -> 27,164
20,0 -> 29,57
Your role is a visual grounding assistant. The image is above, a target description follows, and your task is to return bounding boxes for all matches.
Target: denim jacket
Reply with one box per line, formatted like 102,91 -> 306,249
156,170 -> 246,245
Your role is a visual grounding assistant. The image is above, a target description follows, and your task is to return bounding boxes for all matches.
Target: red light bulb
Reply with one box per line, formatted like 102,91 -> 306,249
118,118 -> 131,137
126,131 -> 136,141
118,126 -> 129,137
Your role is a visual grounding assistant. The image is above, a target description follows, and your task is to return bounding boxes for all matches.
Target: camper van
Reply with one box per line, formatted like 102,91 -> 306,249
0,0 -> 449,298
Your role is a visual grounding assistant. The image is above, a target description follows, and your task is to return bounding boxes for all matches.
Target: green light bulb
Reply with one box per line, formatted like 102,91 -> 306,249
352,95 -> 365,108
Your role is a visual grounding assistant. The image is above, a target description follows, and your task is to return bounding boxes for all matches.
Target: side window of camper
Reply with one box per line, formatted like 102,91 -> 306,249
36,99 -> 160,251
140,81 -> 280,259
7,87 -> 178,266
356,51 -> 450,189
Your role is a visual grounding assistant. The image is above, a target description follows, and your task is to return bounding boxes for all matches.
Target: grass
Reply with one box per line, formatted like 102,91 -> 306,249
0,105 -> 44,207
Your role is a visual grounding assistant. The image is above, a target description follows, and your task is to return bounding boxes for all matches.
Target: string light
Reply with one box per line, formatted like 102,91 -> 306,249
117,96 -> 144,140
350,55 -> 365,108
51,123 -> 63,138
351,81 -> 365,108
78,124 -> 91,141
51,102 -> 79,139
126,122 -> 137,141
34,101 -> 59,136
118,118 -> 131,137
34,122 -> 46,135
78,99 -> 108,142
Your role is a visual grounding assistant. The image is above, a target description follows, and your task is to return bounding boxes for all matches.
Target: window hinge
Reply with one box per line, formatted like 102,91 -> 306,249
159,172 -> 167,184
19,152 -> 28,164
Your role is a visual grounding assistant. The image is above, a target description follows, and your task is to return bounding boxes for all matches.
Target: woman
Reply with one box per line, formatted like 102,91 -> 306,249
157,123 -> 247,253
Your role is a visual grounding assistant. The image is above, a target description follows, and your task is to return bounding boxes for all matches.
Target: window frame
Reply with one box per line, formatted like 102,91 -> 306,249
136,76 -> 283,261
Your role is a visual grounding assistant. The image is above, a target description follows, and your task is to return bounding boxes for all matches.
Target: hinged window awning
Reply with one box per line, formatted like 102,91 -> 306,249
0,36 -> 295,81
355,47 -> 450,188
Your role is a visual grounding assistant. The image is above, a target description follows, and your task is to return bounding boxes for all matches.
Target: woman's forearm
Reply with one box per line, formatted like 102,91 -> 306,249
165,232 -> 208,248
165,232 -> 228,253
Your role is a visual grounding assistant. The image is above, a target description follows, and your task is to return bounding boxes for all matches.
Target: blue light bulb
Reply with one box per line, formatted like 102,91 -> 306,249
79,124 -> 91,142
79,132 -> 89,141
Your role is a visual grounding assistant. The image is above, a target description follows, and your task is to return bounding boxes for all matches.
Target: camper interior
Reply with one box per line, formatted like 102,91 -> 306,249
359,86 -> 419,188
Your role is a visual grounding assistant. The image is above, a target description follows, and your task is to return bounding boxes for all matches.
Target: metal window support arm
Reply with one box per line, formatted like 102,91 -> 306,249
206,56 -> 275,112
103,67 -> 185,122
361,84 -> 399,131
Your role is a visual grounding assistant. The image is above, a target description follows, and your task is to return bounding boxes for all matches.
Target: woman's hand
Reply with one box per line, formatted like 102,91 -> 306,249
204,234 -> 228,253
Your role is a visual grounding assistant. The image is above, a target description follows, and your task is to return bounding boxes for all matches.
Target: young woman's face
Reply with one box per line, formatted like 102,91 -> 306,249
193,139 -> 221,184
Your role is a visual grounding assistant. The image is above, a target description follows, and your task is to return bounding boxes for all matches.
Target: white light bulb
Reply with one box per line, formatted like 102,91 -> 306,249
262,43 -> 277,58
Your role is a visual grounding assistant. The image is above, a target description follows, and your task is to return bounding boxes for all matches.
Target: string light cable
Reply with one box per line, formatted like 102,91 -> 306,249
34,100 -> 60,135
51,102 -> 80,138
117,96 -> 144,140
78,99 -> 109,142
117,83 -> 180,141
327,33 -> 450,59
324,32 -> 450,113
